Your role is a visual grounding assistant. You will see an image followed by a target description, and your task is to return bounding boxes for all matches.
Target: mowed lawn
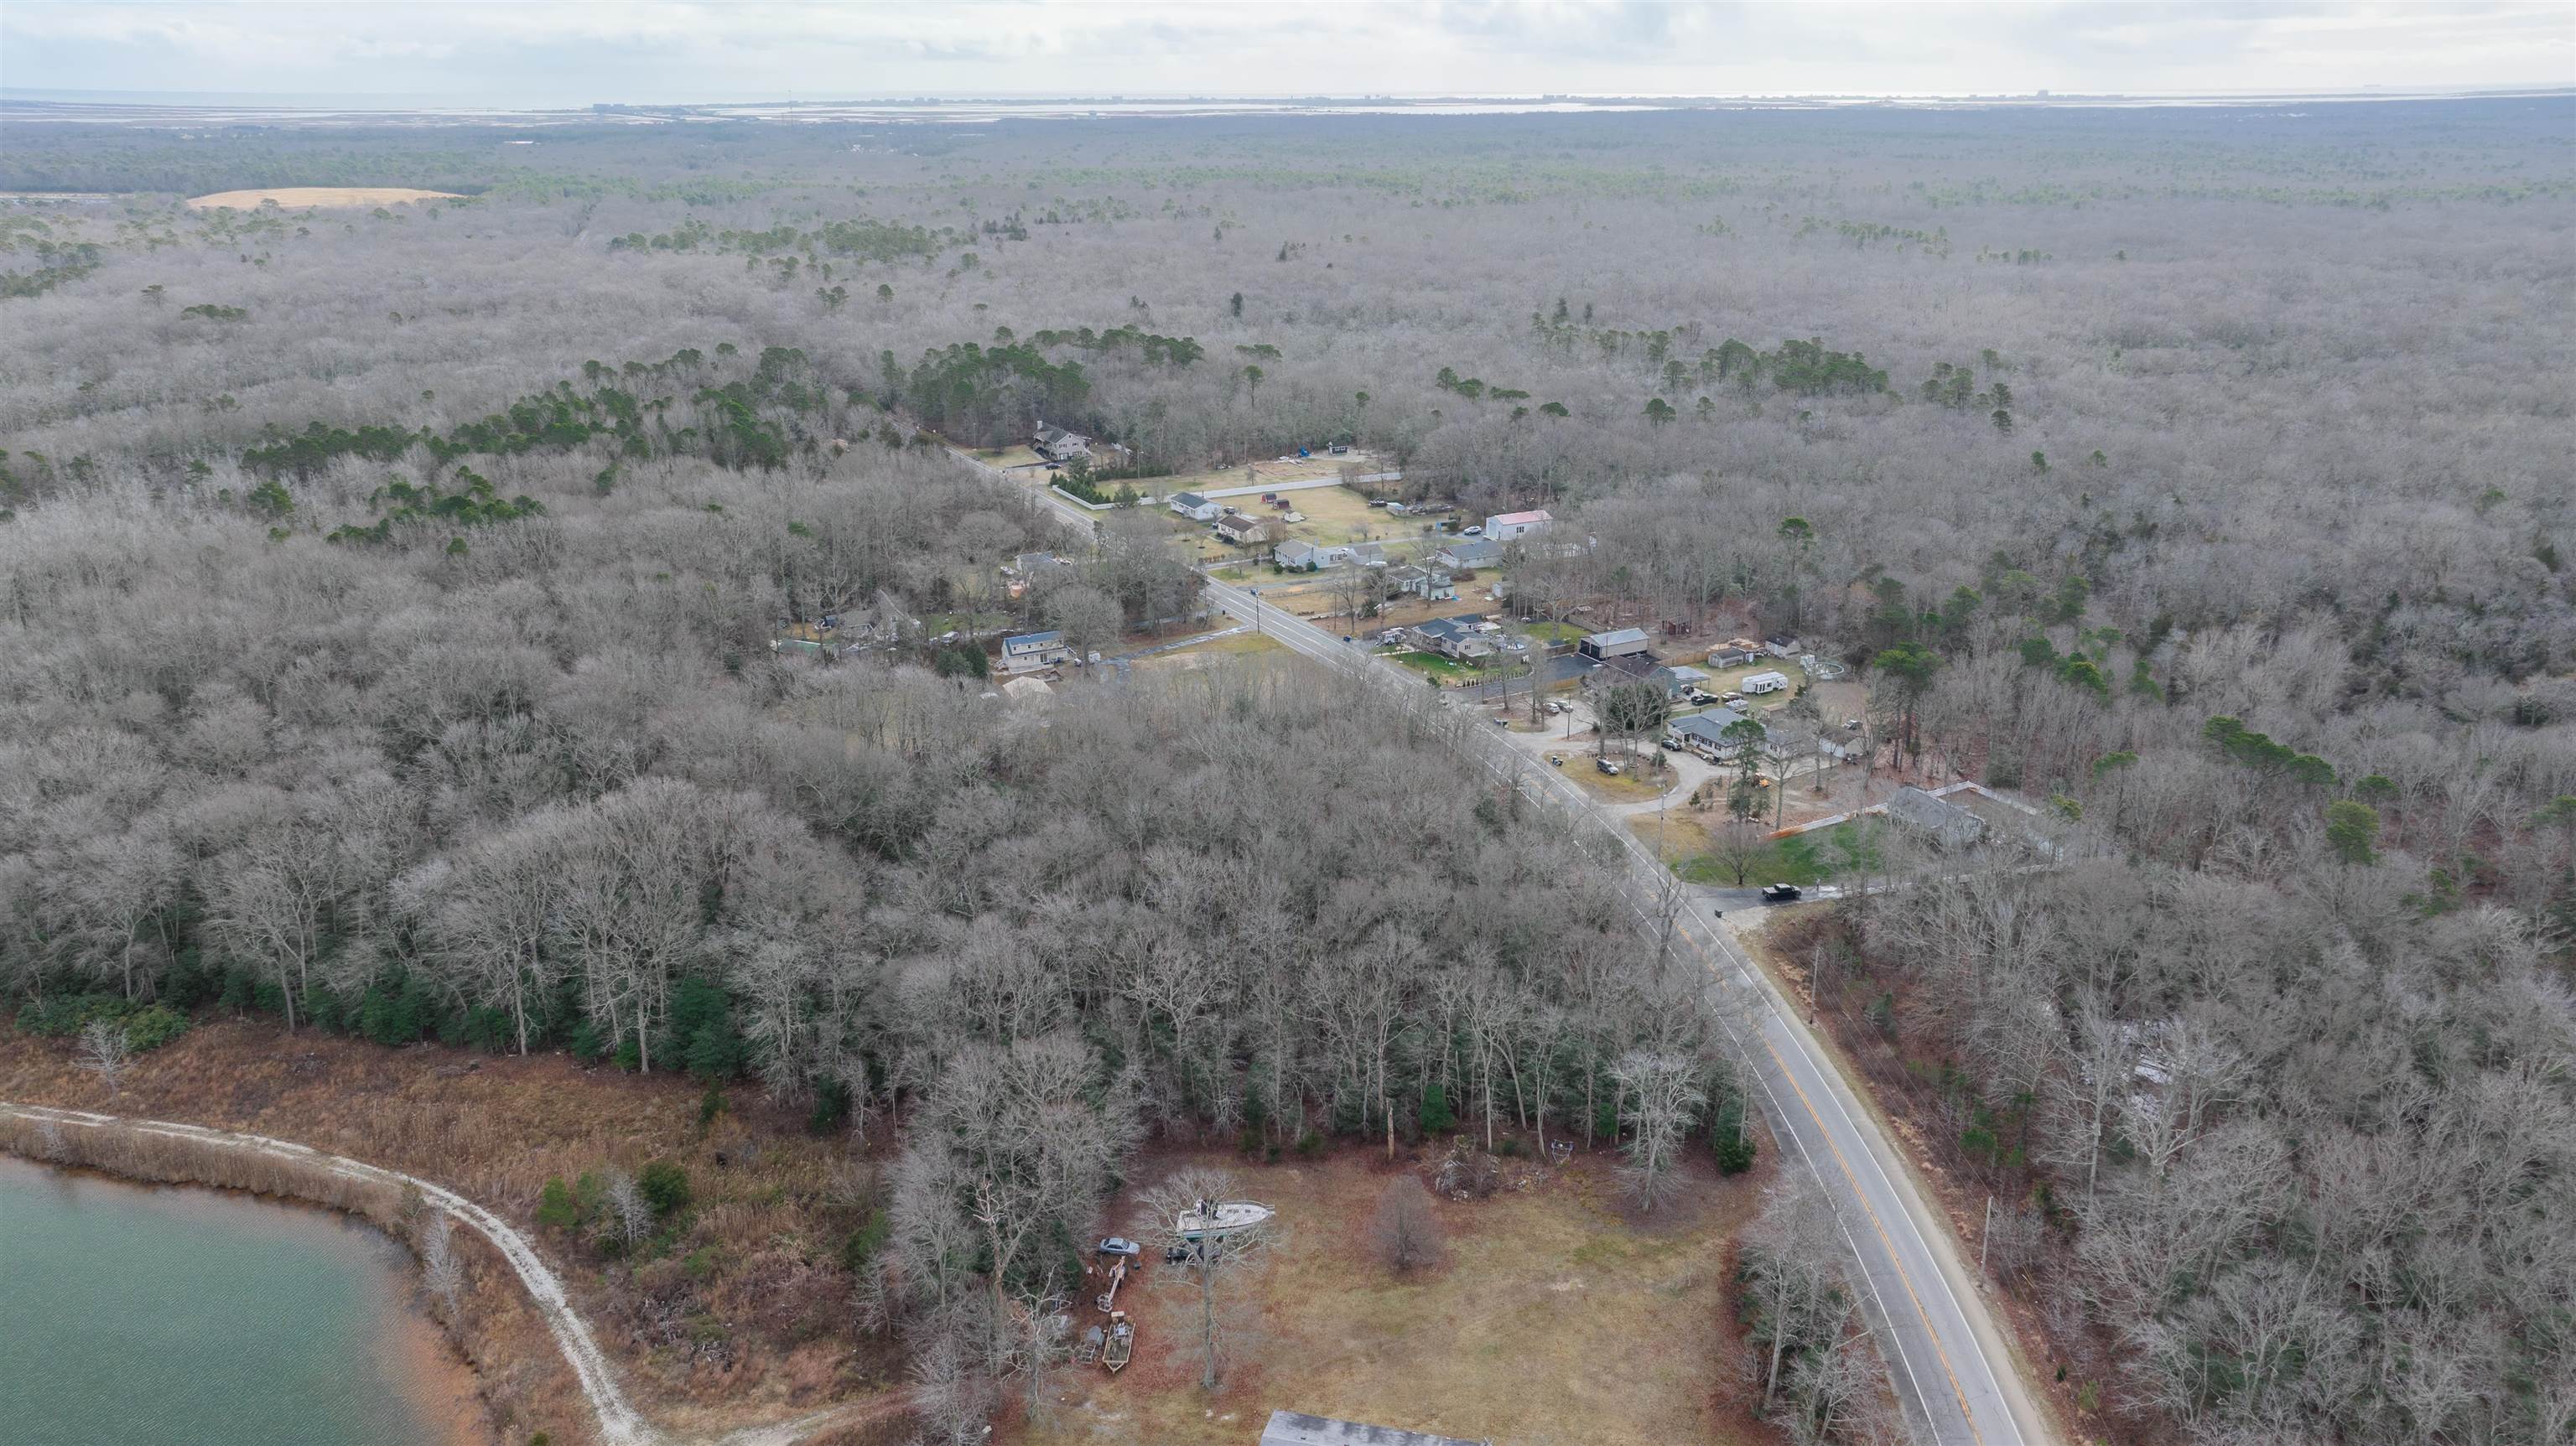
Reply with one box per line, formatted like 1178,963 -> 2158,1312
1631,816 -> 1887,886
1015,1145 -> 1767,1446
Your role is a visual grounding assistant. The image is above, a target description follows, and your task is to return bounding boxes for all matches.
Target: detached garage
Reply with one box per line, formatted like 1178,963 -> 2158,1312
1577,627 -> 1652,662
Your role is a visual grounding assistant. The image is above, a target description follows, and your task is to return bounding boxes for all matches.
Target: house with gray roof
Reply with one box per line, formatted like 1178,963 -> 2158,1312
1667,706 -> 1757,759
1577,626 -> 1653,661
1885,785 -> 1986,849
1435,536 -> 1503,570
1033,422 -> 1091,461
1384,564 -> 1457,601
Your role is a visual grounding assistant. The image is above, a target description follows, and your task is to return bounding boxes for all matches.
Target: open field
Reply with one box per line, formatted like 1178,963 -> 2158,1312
1565,755 -> 1677,804
1015,1143 -> 1768,1446
1129,630 -> 1287,672
1516,619 -> 1587,645
1630,814 -> 1887,886
970,444 -> 1046,469
185,187 -> 464,209
1155,449 -> 1388,496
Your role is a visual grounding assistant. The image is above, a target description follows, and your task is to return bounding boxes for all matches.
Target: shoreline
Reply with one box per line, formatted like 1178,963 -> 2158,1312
0,1100 -> 918,1446
0,1152 -> 491,1446
0,1103 -> 629,1446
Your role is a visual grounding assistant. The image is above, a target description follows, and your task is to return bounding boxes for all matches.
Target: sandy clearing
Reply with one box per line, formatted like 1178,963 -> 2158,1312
186,187 -> 464,210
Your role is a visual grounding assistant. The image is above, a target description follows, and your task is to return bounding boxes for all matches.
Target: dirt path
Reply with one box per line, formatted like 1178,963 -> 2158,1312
2,1102 -> 903,1446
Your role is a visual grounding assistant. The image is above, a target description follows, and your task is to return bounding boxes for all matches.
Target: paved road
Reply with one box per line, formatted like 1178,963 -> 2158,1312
974,451 -> 2049,1446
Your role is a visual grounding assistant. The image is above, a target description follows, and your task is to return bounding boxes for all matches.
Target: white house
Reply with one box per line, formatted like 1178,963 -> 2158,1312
1384,564 -> 1457,601
1000,630 -> 1076,673
1032,422 -> 1091,462
1483,509 -> 1553,542
1742,670 -> 1792,695
1168,491 -> 1221,522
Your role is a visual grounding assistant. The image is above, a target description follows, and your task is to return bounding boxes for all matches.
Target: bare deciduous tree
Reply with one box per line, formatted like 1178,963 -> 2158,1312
418,1210 -> 465,1314
1138,1166 -> 1281,1392
1368,1174 -> 1444,1275
75,1018 -> 131,1098
1610,1050 -> 1704,1211
600,1169 -> 652,1252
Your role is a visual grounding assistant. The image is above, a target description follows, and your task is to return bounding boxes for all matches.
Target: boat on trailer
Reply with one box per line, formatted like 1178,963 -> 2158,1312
1173,1199 -> 1275,1241
1102,1311 -> 1134,1372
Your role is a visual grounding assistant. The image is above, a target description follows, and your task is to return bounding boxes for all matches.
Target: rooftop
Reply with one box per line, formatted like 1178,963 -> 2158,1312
1885,785 -> 1986,846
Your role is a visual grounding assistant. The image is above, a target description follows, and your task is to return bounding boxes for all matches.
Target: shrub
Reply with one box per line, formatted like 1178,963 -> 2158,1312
638,1158 -> 692,1219
122,1006 -> 189,1053
1369,1176 -> 1444,1274
806,1077 -> 852,1135
536,1177 -> 579,1230
840,1207 -> 891,1273
14,996 -> 190,1054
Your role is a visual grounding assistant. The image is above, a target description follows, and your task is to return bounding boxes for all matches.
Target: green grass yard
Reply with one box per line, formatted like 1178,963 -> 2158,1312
1637,817 -> 1887,886
1392,650 -> 1477,678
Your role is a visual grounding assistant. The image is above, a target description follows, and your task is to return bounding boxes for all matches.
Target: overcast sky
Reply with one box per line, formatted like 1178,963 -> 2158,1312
3,2 -> 2568,108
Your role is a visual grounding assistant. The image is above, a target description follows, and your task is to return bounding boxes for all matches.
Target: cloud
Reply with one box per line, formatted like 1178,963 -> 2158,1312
1,0 -> 2566,105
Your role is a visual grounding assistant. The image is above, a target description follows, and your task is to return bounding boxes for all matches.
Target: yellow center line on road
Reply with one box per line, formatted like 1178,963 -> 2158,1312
1675,923 -> 1988,1444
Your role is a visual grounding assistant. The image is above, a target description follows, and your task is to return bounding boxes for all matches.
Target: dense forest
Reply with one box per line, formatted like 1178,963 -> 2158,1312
3,96 -> 2572,1446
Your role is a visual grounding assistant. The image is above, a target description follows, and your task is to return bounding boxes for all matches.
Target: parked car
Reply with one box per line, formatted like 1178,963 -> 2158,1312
1722,691 -> 1744,704
1462,525 -> 1484,536
1098,1236 -> 1144,1258
1685,688 -> 1716,705
1761,884 -> 1802,904
1596,758 -> 1622,776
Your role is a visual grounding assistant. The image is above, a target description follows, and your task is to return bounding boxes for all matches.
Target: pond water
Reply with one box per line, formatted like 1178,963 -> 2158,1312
0,1154 -> 480,1446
